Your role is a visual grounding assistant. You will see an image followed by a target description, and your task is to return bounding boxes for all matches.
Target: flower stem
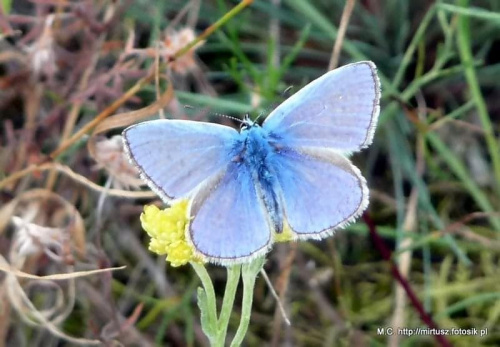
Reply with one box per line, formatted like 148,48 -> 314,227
230,257 -> 265,347
215,265 -> 241,346
191,262 -> 218,343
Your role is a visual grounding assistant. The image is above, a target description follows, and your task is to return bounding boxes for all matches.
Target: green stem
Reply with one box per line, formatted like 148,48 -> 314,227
230,277 -> 255,346
173,0 -> 254,59
230,257 -> 265,347
426,133 -> 500,230
392,4 -> 437,90
438,3 -> 500,22
191,262 -> 218,341
456,0 -> 500,199
381,61 -> 481,126
215,265 -> 242,346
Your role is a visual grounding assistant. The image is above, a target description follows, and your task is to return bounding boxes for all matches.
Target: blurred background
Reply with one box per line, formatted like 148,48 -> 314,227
1,0 -> 500,346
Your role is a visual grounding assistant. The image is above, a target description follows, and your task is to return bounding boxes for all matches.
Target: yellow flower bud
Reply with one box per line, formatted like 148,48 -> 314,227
140,200 -> 204,267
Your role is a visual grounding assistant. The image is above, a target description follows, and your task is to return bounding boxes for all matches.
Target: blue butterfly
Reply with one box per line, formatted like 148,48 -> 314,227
123,61 -> 381,265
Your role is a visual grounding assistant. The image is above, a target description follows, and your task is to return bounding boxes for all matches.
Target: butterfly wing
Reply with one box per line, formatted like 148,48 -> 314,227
272,147 -> 368,238
188,161 -> 272,264
123,120 -> 238,201
263,61 -> 380,153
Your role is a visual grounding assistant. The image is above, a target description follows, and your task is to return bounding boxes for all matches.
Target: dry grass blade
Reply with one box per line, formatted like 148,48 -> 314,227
93,81 -> 174,137
328,0 -> 357,70
390,93 -> 427,347
0,263 -> 126,280
87,83 -> 174,189
45,5 -> 117,191
270,243 -> 296,346
0,162 -> 157,199
0,188 -> 124,345
3,262 -> 102,345
260,269 -> 290,326
48,69 -> 158,159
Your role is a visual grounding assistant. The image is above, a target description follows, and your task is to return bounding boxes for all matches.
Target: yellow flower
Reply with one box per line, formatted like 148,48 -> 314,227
273,221 -> 295,243
140,201 -> 203,267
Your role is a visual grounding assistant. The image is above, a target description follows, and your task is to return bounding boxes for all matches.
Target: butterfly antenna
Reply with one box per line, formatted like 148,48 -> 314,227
215,113 -> 244,124
256,85 -> 296,123
183,105 -> 243,124
283,85 -> 294,97
255,113 -> 264,123
260,269 -> 291,326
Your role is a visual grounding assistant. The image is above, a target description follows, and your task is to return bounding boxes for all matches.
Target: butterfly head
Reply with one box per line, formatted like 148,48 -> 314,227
240,114 -> 258,131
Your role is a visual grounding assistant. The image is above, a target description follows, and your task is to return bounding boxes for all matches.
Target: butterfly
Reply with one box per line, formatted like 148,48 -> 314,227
123,61 -> 381,265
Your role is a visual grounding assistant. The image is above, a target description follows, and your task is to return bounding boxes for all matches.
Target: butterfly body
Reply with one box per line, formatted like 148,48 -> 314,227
232,123 -> 285,233
123,61 -> 381,264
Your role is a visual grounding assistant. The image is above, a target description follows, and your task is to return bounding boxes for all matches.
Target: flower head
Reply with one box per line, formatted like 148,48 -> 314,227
93,135 -> 143,189
140,200 -> 296,266
273,221 -> 295,243
126,27 -> 202,75
140,201 -> 204,267
11,215 -> 67,260
27,15 -> 57,79
162,28 -> 202,74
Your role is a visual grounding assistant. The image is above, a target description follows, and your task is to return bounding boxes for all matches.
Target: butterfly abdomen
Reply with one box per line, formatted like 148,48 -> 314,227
240,126 -> 284,234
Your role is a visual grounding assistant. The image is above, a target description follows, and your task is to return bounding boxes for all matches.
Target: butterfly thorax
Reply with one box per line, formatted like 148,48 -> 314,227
239,126 -> 272,167
232,126 -> 284,233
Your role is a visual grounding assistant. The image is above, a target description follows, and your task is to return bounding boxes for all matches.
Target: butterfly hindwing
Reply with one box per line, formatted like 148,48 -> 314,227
188,161 -> 272,263
272,147 -> 368,237
263,61 -> 380,153
123,119 -> 238,201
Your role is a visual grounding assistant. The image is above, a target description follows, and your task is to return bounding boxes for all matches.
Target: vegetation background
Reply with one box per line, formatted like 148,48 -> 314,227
1,0 -> 499,346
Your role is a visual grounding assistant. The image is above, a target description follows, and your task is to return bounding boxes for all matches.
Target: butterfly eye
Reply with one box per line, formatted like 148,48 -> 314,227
240,115 -> 254,131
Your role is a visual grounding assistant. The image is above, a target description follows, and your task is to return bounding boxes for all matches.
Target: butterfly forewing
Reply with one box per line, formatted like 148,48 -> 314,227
123,120 -> 238,201
263,61 -> 380,153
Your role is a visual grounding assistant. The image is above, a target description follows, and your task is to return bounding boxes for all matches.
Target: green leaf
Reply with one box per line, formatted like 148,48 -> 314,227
197,287 -> 214,341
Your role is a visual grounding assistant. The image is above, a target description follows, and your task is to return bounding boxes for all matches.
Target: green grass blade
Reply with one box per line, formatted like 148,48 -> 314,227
456,0 -> 500,196
426,132 -> 500,230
